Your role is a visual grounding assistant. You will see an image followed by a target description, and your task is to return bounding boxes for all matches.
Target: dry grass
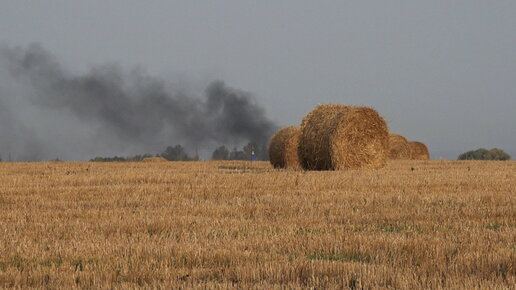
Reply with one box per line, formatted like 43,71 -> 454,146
0,160 -> 514,289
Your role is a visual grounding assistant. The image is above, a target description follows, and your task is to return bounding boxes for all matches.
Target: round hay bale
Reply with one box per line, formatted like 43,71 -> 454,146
409,141 -> 430,160
284,127 -> 301,169
268,126 -> 302,169
298,104 -> 389,170
141,157 -> 168,162
388,134 -> 412,160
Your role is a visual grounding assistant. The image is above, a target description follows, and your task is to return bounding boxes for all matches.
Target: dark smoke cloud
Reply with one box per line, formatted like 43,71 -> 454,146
0,43 -> 277,161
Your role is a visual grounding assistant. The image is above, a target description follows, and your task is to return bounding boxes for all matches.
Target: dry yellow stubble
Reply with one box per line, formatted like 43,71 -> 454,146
0,160 -> 514,288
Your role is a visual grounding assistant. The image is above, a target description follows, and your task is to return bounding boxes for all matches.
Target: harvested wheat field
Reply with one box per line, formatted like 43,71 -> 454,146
0,160 -> 515,289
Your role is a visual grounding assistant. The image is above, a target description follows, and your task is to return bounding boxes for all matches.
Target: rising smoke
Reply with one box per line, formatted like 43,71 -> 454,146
0,43 -> 277,161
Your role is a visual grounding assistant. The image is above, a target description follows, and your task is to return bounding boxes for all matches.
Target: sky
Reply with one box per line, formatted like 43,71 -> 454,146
0,1 -> 515,160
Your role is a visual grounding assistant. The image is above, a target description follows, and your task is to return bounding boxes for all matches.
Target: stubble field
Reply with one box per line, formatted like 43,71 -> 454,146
0,160 -> 514,289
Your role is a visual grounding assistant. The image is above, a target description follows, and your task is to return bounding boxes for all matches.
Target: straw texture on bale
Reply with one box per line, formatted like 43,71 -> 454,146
141,157 -> 168,162
298,104 -> 389,170
409,141 -> 430,160
268,126 -> 302,169
388,134 -> 412,160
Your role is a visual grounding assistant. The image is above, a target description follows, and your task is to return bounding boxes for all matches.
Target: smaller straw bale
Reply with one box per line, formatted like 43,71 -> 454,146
388,134 -> 412,160
409,141 -> 430,160
269,126 -> 302,169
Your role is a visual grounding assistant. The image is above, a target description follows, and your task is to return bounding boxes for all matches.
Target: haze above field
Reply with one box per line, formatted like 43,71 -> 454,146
0,1 -> 515,160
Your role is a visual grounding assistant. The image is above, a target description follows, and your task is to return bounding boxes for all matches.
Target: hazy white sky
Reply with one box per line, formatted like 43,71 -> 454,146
1,1 -> 515,159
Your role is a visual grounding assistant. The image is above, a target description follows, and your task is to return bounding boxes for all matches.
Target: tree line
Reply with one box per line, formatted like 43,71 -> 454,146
457,148 -> 510,161
89,142 -> 268,162
1,146 -> 510,162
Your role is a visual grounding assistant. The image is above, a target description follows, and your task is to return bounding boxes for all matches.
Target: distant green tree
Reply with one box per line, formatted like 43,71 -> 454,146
484,148 -> 510,160
89,153 -> 154,162
458,148 -> 488,160
90,156 -> 127,162
161,145 -> 191,161
229,147 -> 246,160
458,148 -> 510,160
212,146 -> 229,160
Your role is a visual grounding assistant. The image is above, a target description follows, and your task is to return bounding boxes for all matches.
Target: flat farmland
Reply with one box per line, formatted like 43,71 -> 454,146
0,160 -> 514,289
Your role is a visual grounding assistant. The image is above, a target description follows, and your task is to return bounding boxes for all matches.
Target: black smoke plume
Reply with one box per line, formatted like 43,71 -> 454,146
0,44 -> 277,161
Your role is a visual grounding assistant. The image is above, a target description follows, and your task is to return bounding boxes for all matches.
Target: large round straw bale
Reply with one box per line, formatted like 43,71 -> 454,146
388,134 -> 412,160
409,141 -> 430,160
142,157 -> 168,162
298,104 -> 389,170
269,126 -> 302,169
